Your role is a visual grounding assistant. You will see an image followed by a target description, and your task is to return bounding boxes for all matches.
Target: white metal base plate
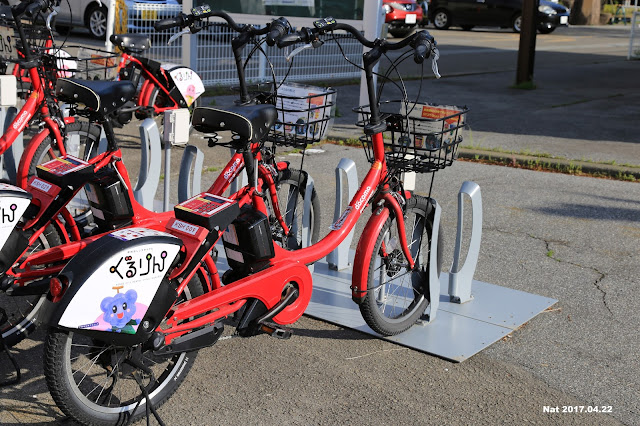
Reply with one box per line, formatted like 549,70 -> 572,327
306,259 -> 557,362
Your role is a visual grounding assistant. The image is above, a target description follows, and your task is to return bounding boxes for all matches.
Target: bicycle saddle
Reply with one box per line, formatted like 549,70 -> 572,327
110,34 -> 151,53
56,78 -> 136,116
192,105 -> 277,145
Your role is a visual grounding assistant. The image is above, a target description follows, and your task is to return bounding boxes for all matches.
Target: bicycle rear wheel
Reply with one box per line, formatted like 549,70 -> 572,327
266,168 -> 321,250
26,121 -> 103,176
44,276 -> 207,426
359,195 -> 443,336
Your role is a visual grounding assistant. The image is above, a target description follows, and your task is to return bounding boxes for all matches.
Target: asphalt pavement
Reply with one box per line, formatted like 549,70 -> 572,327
0,25 -> 639,425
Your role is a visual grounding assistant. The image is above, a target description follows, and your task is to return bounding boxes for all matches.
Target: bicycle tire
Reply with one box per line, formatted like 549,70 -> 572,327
0,224 -> 61,347
26,121 -> 103,177
267,168 -> 321,250
44,275 -> 207,426
359,195 -> 443,336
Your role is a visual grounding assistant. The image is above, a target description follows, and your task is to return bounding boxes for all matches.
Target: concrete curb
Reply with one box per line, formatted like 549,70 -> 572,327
457,148 -> 640,181
323,130 -> 640,182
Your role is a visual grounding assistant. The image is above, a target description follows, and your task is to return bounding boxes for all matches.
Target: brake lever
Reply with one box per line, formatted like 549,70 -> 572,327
431,46 -> 441,79
46,7 -> 58,31
167,27 -> 190,45
285,43 -> 313,62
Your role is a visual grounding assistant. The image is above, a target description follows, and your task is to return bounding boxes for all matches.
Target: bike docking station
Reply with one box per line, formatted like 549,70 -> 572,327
303,163 -> 557,362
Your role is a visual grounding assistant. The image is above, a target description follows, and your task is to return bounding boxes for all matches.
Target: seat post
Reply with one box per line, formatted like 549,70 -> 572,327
242,148 -> 256,189
99,117 -> 118,152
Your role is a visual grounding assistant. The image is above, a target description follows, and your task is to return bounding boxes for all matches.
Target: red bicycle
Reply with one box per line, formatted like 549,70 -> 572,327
0,9 -> 319,348
108,32 -> 205,126
41,16 -> 462,425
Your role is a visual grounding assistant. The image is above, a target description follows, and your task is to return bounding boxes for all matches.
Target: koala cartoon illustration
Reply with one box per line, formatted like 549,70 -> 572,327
100,289 -> 139,333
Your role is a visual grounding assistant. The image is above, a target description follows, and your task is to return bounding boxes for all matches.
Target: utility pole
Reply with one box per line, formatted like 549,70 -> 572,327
516,0 -> 539,85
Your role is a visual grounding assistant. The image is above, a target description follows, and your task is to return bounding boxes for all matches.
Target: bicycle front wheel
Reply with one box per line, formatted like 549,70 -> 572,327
359,195 -> 443,336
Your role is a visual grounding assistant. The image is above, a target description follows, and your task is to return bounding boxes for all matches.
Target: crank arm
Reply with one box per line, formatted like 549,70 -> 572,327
256,284 -> 299,324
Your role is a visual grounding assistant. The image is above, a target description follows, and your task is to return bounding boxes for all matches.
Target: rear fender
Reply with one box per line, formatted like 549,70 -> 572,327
49,228 -> 183,346
163,65 -> 205,108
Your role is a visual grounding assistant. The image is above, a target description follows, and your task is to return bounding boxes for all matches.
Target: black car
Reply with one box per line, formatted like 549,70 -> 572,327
428,0 -> 570,34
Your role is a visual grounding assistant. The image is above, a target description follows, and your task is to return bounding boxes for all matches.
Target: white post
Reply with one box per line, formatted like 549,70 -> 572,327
105,0 -> 117,52
182,0 -> 194,68
359,0 -> 384,108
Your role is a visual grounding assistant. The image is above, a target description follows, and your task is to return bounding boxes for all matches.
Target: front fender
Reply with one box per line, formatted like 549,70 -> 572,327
49,228 -> 183,346
351,206 -> 389,304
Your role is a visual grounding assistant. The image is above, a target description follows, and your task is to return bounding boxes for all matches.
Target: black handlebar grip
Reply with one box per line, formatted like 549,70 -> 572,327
277,32 -> 303,48
414,42 -> 429,64
25,0 -> 48,18
154,15 -> 184,31
266,17 -> 290,46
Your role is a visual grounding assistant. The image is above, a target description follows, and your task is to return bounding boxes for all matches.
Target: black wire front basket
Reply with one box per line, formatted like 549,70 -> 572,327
52,47 -> 121,81
355,100 -> 468,174
268,83 -> 336,148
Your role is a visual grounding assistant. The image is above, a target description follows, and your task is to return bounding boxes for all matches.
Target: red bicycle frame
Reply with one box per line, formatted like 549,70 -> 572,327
116,52 -> 198,114
159,131 -> 406,340
8,141 -> 294,292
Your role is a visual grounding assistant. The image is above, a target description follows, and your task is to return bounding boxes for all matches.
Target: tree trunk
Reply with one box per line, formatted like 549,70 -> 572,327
569,0 -> 601,25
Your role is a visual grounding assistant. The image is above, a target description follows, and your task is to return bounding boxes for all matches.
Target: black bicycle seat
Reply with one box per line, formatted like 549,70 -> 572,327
192,105 -> 277,145
110,34 -> 151,53
56,78 -> 136,116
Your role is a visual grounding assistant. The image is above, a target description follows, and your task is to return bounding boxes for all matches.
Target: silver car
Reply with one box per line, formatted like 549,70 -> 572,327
54,0 -> 179,39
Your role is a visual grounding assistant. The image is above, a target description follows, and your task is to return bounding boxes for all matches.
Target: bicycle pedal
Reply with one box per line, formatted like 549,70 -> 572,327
259,322 -> 293,339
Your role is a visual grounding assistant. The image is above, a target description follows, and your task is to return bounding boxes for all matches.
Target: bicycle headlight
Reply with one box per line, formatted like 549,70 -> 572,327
538,5 -> 557,14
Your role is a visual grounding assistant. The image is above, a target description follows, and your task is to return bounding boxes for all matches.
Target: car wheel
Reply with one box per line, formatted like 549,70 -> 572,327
87,6 -> 108,39
538,25 -> 555,34
460,25 -> 474,31
432,9 -> 451,30
512,14 -> 522,32
389,26 -> 415,38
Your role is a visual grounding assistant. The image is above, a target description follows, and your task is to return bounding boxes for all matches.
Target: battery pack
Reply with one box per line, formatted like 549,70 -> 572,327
36,155 -> 93,188
222,206 -> 275,274
174,193 -> 239,231
84,169 -> 134,230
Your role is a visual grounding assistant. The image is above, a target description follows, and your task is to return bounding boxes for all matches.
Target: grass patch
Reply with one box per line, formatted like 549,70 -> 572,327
461,144 -> 555,159
546,250 -> 554,258
325,138 -> 361,147
510,81 -> 537,90
551,93 -> 623,108
203,166 -> 220,173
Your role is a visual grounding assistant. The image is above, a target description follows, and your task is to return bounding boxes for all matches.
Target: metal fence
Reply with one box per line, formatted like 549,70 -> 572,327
125,4 -> 363,87
629,11 -> 640,59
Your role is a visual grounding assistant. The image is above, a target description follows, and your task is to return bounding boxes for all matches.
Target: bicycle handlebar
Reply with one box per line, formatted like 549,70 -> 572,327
13,0 -> 56,19
278,17 -> 437,64
266,17 -> 290,46
155,5 -> 286,39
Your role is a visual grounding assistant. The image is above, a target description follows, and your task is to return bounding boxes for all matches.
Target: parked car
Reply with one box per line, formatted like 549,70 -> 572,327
54,0 -> 179,39
383,0 -> 424,38
428,0 -> 570,34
